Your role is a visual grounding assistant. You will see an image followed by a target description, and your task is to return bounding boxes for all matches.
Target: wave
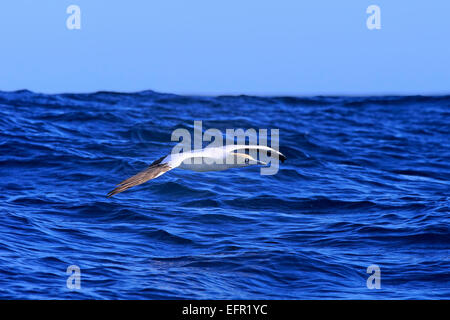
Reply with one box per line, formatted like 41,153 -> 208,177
0,89 -> 448,299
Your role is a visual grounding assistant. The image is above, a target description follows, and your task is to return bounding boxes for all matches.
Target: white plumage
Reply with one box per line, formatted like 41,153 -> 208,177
107,145 -> 286,197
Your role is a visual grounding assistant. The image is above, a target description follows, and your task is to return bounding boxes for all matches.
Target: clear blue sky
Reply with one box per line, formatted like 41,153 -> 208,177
0,0 -> 449,95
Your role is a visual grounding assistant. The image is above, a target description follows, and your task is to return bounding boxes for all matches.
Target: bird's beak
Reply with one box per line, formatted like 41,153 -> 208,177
257,160 -> 267,166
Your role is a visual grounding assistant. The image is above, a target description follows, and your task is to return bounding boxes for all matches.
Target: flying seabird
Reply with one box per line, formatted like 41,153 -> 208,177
107,145 -> 286,197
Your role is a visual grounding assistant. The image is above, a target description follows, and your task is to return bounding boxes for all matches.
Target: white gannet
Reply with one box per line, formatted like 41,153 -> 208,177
107,145 -> 286,197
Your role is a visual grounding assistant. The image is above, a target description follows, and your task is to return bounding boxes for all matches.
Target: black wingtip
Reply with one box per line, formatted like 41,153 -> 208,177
280,154 -> 287,163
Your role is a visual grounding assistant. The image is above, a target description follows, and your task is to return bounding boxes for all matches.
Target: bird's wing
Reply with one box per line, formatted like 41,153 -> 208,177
107,155 -> 174,197
165,150 -> 220,167
226,145 -> 286,162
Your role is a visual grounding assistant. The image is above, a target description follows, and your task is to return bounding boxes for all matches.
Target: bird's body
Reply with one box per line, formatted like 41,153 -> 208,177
167,146 -> 256,172
107,145 -> 286,197
164,148 -> 229,172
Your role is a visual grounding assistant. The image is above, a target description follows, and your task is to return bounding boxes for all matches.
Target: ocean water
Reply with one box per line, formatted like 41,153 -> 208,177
0,89 -> 448,299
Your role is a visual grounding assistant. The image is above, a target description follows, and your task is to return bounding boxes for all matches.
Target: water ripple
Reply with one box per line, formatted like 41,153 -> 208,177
0,90 -> 448,299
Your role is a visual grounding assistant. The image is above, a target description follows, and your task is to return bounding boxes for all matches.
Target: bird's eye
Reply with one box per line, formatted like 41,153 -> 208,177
245,158 -> 249,164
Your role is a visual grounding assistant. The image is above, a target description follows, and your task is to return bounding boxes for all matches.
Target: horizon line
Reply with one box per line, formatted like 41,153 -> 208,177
2,88 -> 450,98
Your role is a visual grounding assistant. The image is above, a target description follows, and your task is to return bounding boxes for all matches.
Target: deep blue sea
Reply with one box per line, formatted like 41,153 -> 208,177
0,90 -> 448,299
